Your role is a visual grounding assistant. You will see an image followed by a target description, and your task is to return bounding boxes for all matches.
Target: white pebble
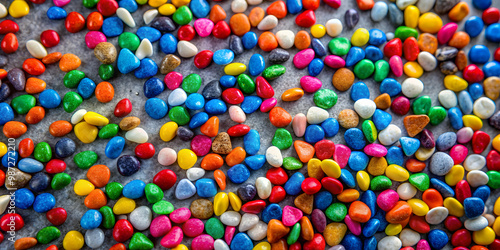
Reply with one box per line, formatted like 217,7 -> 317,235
473,97 -> 496,119
247,221 -> 267,241
425,207 -> 448,224
396,0 -> 417,9
85,228 -> 105,249
401,78 -> 424,98
464,216 -> 489,231
214,239 -> 230,250
246,0 -> 262,5
399,228 -> 420,247
416,0 -> 436,13
125,127 -> 149,143
466,170 -> 489,187
354,99 -> 376,119
158,147 -> 177,166
464,154 -> 486,171
168,88 -> 187,106
129,206 -> 152,231
378,236 -> 402,250
275,30 -> 295,49
438,90 -> 457,109
266,146 -> 283,167
0,195 -> 10,214
0,3 -> 7,18
71,109 -> 87,124
220,211 -> 241,226
415,147 -> 435,161
257,15 -> 278,31
396,182 -> 417,200
143,9 -> 158,25
418,52 -> 437,71
255,177 -> 271,199
26,40 -> 48,59
135,39 -> 153,60
187,167 -> 205,181
231,0 -> 247,13
239,213 -> 259,232
457,127 -> 474,144
378,124 -> 401,146
177,41 -> 198,58
371,1 -> 388,22
386,32 -> 395,40
306,106 -> 329,124
229,106 -> 246,123
325,19 -> 342,37
117,8 -> 135,28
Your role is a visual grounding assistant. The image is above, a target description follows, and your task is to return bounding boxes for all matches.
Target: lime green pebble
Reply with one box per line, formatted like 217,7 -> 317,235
51,173 -> 71,190
172,6 -> 193,25
272,128 -> 293,150
394,26 -> 419,41
428,106 -> 447,125
98,124 -> 119,139
63,91 -> 83,113
129,233 -> 154,250
36,226 -> 61,244
205,217 -> 224,239
136,0 -> 148,4
118,32 -> 141,51
34,142 -> 52,163
145,183 -> 164,204
152,200 -> 174,214
487,171 -> 500,189
283,157 -> 303,170
328,37 -> 351,56
370,176 -> 392,191
325,203 -> 347,222
412,95 -> 431,115
73,151 -> 98,169
82,0 -> 99,8
105,182 -> 124,200
99,64 -> 115,81
168,106 -> 190,125
374,60 -> 390,82
262,65 -> 286,80
408,173 -> 430,191
353,59 -> 375,79
313,89 -> 338,109
63,70 -> 85,88
11,95 -> 36,115
99,206 -> 116,229
362,120 -> 377,143
181,73 -> 202,93
237,74 -> 256,94
287,223 -> 301,245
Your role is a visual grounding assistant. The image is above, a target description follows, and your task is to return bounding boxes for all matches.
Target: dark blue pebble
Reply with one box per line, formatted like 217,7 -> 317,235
0,102 -> 14,125
348,151 -> 369,171
261,203 -> 282,223
244,155 -> 266,170
304,125 -> 325,144
486,23 -> 500,43
186,93 -> 205,110
227,164 -> 250,184
102,17 -> 124,37
368,29 -> 386,46
473,0 -> 491,9
33,193 -> 55,213
189,0 -> 210,18
469,45 -> 490,64
0,83 -> 11,102
321,118 -> 339,137
195,178 -> 217,198
219,75 -> 236,88
136,27 -> 161,42
463,197 -> 485,218
15,188 -> 35,209
237,183 -> 256,202
308,58 -> 324,77
241,32 -> 258,50
468,83 -> 484,100
243,129 -> 260,155
431,178 -> 455,198
145,98 -> 168,119
340,169 -> 355,188
428,229 -> 448,249
151,17 -> 176,32
362,219 -> 380,237
372,109 -> 392,130
248,54 -> 265,76
350,81 -> 370,101
205,99 -> 227,115
213,49 -> 235,65
286,0 -> 302,14
119,0 -> 138,12
123,180 -> 146,199
483,61 -> 500,78
360,190 -> 377,218
373,209 -> 388,232
311,38 -> 327,57
345,47 -> 365,67
284,172 -> 305,195
105,136 -> 126,159
386,146 -> 404,166
341,234 -> 362,250
448,107 -> 464,130
143,77 -> 164,98
55,137 -> 76,158
314,191 -> 332,210
344,128 -> 366,150
160,33 -> 177,54
2,151 -> 18,168
230,233 -> 253,250
364,236 -> 377,250
379,78 -> 401,97
473,185 -> 490,203
117,155 -> 141,176
464,16 -> 484,38
47,6 -> 67,20
458,90 -> 473,114
77,78 -> 96,100
135,58 -> 158,79
365,45 -> 384,62
241,96 -> 262,114
80,209 -> 102,230
229,35 -> 244,55
189,112 -> 209,129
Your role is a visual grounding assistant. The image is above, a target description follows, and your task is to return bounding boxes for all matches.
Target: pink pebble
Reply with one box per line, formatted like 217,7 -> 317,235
300,76 -> 322,93
450,144 -> 468,164
191,135 -> 212,156
225,226 -> 236,245
292,113 -> 307,137
150,215 -> 172,238
182,218 -> 204,238
416,239 -> 431,250
293,48 -> 315,69
389,55 -> 403,77
164,71 -> 183,90
377,189 -> 399,211
191,234 -> 215,250
333,144 -> 351,168
53,0 -> 71,7
85,31 -> 107,49
457,127 -> 474,144
260,98 -> 277,112
437,23 -> 458,45
324,55 -> 345,68
364,143 -> 388,157
194,18 -> 214,37
161,226 -> 184,248
344,215 -> 361,235
282,205 -> 303,226
169,207 -> 191,224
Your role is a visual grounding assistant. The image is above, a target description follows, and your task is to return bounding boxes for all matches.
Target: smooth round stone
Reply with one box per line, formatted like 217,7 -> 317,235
464,216 -> 488,231
429,152 -> 454,176
177,41 -> 198,58
417,52 -> 437,71
371,1 -> 388,22
175,179 -> 196,200
306,107 -> 329,124
187,168 -> 205,181
401,78 -> 423,98
220,211 -> 241,226
354,99 -> 376,119
247,221 -> 267,241
417,0 -> 436,12
425,207 -> 449,224
378,124 -> 401,146
214,239 -> 230,250
399,229 -> 420,247
266,146 -> 283,167
436,132 -> 456,151
457,127 -> 474,144
473,97 -> 496,119
158,148 -> 176,166
467,170 -> 489,187
125,127 -> 148,143
275,30 -> 295,49
388,3 -> 403,25
464,154 -> 485,171
168,88 -> 187,106
326,18 -> 342,37
344,9 -> 359,29
438,90 -> 457,109
257,15 -> 278,30
397,182 -> 417,200
378,236 -> 402,250
85,228 -> 105,249
255,177 -> 271,199
239,213 -> 259,232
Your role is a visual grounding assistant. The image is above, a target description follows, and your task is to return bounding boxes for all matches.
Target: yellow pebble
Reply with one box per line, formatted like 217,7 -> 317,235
253,242 -> 271,250
148,0 -> 167,7
356,171 -> 370,191
418,13 -> 443,34
74,179 -> 95,196
160,121 -> 178,142
113,197 -> 136,214
473,226 -> 496,245
385,164 -> 409,182
213,192 -> 229,216
307,158 -> 323,180
83,111 -> 109,126
224,63 -> 247,75
177,149 -> 197,169
443,197 -> 465,217
0,142 -> 7,157
136,0 -> 148,5
408,198 -> 429,216
462,115 -> 483,131
9,0 -> 29,18
403,61 -> 423,78
404,5 -> 419,28
320,159 -> 341,178
159,3 -> 176,15
445,165 -> 464,186
444,75 -> 468,92
351,28 -> 370,47
171,0 -> 190,7
494,196 -> 500,215
228,192 -> 242,212
385,223 -> 402,236
366,156 -> 388,176
74,122 -> 98,144
310,24 -> 326,38
63,231 -> 84,250
172,244 -> 189,250
493,134 -> 500,152
493,217 -> 500,236
415,147 -> 435,161
324,223 -> 347,246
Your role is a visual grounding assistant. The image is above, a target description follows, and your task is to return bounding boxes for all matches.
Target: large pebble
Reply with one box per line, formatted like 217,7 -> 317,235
466,170 -> 489,187
266,146 -> 283,167
353,99 -> 376,119
401,78 -> 423,98
429,152 -> 453,176
399,228 -> 420,247
85,228 -> 105,249
239,213 -> 259,232
417,52 -> 437,71
220,211 -> 241,226
378,124 -> 401,145
306,107 -> 329,124
464,154 -> 485,171
378,236 -> 402,250
247,221 -> 267,241
425,207 -> 448,224
438,90 -> 457,109
177,41 -> 198,58
464,216 -> 488,231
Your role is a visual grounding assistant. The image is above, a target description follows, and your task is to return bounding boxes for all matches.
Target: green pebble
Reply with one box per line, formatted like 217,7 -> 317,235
63,70 -> 85,88
373,60 -> 390,82
408,173 -> 430,191
98,124 -> 119,139
105,182 -> 124,200
262,64 -> 286,80
370,176 -> 392,191
51,173 -> 71,190
237,74 -> 256,94
325,203 -> 347,222
272,128 -> 293,150
362,120 -> 377,143
412,95 -> 431,115
353,59 -> 375,79
136,0 -> 147,4
181,73 -> 202,93
428,106 -> 446,125
168,106 -> 190,126
313,89 -> 338,109
394,26 -> 419,41
129,232 -> 154,250
152,200 -> 174,214
63,91 -> 83,113
283,157 -> 303,170
99,64 -> 116,81
328,37 -> 351,56
145,183 -> 164,204
99,206 -> 116,229
287,223 -> 301,245
487,171 -> 500,189
205,217 -> 224,239
36,226 -> 60,244
172,6 -> 193,25
82,0 -> 99,8
11,94 -> 36,115
118,32 -> 140,51
34,142 -> 52,163
73,151 -> 98,169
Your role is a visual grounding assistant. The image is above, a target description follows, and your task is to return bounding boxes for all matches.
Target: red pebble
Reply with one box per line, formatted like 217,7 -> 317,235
0,213 -> 24,231
303,234 -> 326,250
97,0 -> 119,16
314,139 -> 335,160
482,7 -> 500,25
45,245 -> 58,250
321,177 -> 343,194
22,58 -> 46,76
134,143 -> 155,159
472,131 -> 490,154
87,12 -> 104,31
241,200 -> 266,213
384,38 -> 403,58
0,20 -> 19,34
401,248 -> 414,250
113,219 -> 134,242
28,0 -> 46,3
269,186 -> 286,203
222,88 -> 244,104
110,243 -> 127,250
212,20 -> 231,39
256,76 -> 274,99
403,37 -> 420,61
450,144 -> 468,164
409,215 -> 430,233
289,242 -> 302,250
444,216 -> 463,232
40,30 -> 60,48
391,96 -> 410,115
487,150 -> 500,171
452,229 -> 472,247
153,169 -> 177,190
0,170 -> 4,187
45,159 -> 67,174
490,239 -> 500,250
114,98 -> 132,117
455,180 -> 471,203
266,167 -> 288,185
65,12 -> 86,33
453,248 -> 469,250
301,177 -> 321,195
463,64 -> 484,83
46,207 -> 67,226
295,10 -> 316,27
227,124 -> 250,137
1,33 -> 18,54
0,232 -> 3,244
495,48 -> 500,62
18,138 -> 34,158
178,25 -> 196,41
193,50 -> 213,69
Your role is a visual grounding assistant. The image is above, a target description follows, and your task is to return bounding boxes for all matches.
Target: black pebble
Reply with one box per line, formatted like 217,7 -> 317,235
202,80 -> 222,100
229,35 -> 244,55
237,183 -> 256,202
344,9 -> 359,29
177,127 -> 194,141
151,17 -> 176,32
117,155 -> 141,176
269,48 -> 290,64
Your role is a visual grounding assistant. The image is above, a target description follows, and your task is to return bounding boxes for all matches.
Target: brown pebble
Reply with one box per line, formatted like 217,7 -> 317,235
160,54 -> 181,74
366,157 -> 387,176
94,42 -> 117,64
119,116 -> 140,131
455,50 -> 467,71
332,68 -> 355,91
211,132 -> 232,154
484,76 -> 500,101
6,168 -> 31,190
190,199 -> 214,219
14,237 -> 37,250
374,93 -> 391,110
403,115 -> 430,137
42,52 -> 62,65
337,109 -> 359,129
439,61 -> 458,75
294,193 -> 313,215
417,33 -> 438,54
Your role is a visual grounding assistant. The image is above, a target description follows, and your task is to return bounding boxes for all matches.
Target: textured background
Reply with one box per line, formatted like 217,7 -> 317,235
0,0 -> 499,249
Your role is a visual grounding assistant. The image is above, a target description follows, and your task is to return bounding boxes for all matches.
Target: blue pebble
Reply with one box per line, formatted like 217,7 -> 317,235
261,203 -> 282,223
0,102 -> 14,125
145,98 -> 168,119
362,219 -> 380,237
350,82 -> 370,101
105,136 -> 126,159
189,0 -> 210,18
136,27 -> 161,42
314,191 -> 332,210
241,32 -> 258,50
229,35 -> 244,55
249,54 -> 265,76
33,193 -> 55,213
308,58 -> 324,77
29,172 -> 50,192
464,16 -> 484,38
15,188 -> 35,209
244,155 -> 266,170
379,78 -> 401,97
175,179 -> 196,200
286,0 -> 302,14
448,107 -> 464,130
241,96 -> 262,114
119,0 -> 138,12
464,197 -> 485,218
386,146 -> 404,166
364,236 -> 377,250
345,47 -> 365,67
458,90 -> 473,114
39,89 -> 62,108
348,151 -> 369,171
80,209 -> 102,230
46,6 -> 67,20
360,190 -> 377,218
473,185 -> 490,203
483,61 -> 500,78
486,23 -> 500,43
311,38 -> 327,57
284,172 -> 305,195
55,137 -> 76,158
304,125 -> 325,144
244,129 -> 260,155
428,229 -> 448,249
340,169 -> 355,188
372,109 -> 392,130
122,180 -> 146,199
365,45 -> 383,62
473,0 -> 491,9
102,17 -> 124,37
373,209 -> 388,231
160,33 -> 177,54
341,234 -> 362,250
195,178 -> 218,197
368,29 -> 386,46
143,77 -> 164,98
0,84 -> 11,103
213,49 -> 235,65
77,78 -> 96,100
18,158 -> 44,173
469,83 -> 484,100
117,49 -> 140,74
321,118 -> 339,137
220,75 -> 236,88
135,58 -> 158,79
431,178 -> 455,198
344,128 -> 366,150
204,99 -> 227,115
185,93 -> 205,110
469,45 -> 490,64
399,137 -> 420,156
227,164 -> 250,184
189,112 -> 209,129
230,233 -> 253,250
2,151 -> 18,168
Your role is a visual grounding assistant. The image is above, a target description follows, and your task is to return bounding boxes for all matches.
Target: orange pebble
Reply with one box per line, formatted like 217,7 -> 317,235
258,31 -> 278,52
386,201 -> 412,224
448,31 -> 470,49
267,219 -> 290,243
209,5 -> 226,23
349,201 -> 372,223
3,121 -> 27,138
25,106 -> 45,124
266,1 -> 287,19
59,53 -> 81,72
294,140 -> 315,163
337,189 -> 360,203
14,237 -> 37,250
226,147 -> 246,167
22,58 -> 45,76
281,88 -> 304,101
214,169 -> 226,190
200,116 -> 219,137
0,69 -> 7,79
86,164 -> 110,188
269,107 -> 292,127
299,216 -> 314,241
249,7 -> 265,27
49,120 -> 73,137
471,246 -> 489,250
294,30 -> 311,50
271,238 -> 288,250
356,0 -> 374,10
421,189 -> 443,209
95,81 -> 114,103
84,189 -> 107,209
405,159 -> 426,172
87,12 -> 104,31
448,2 -> 469,22
200,153 -> 224,170
109,243 -> 127,250
303,0 -> 320,10
42,52 -> 62,65
229,13 -> 251,36
25,77 -> 46,94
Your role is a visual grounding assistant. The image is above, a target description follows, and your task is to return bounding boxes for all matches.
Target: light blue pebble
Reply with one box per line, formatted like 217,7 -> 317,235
195,178 -> 218,197
231,233 -> 253,250
136,27 -> 161,42
220,75 -> 236,88
77,78 -> 96,100
248,54 -> 265,76
379,78 -> 401,97
469,45 -> 490,64
464,16 -> 484,38
213,49 -> 235,65
135,58 -> 158,79
244,155 -> 266,170
102,17 -> 123,37
344,128 -> 366,150
372,109 -> 392,130
119,0 -> 138,12
160,33 -> 177,54
340,169 -> 355,188
284,172 -> 305,195
175,179 -> 196,200
0,102 -> 14,125
321,118 -> 339,137
145,98 -> 168,119
448,107 -> 464,130
105,136 -> 126,159
350,82 -> 370,101
431,178 -> 455,198
33,193 -> 55,213
189,0 -> 210,18
399,137 -> 420,156
80,209 -> 102,230
261,203 -> 282,223
241,96 -> 262,114
15,188 -> 35,209
304,125 -> 325,144
458,90 -> 473,114
360,190 -> 377,218
117,49 -> 140,74
227,164 -> 250,184
47,6 -> 67,20
386,146 -> 404,166
486,23 -> 500,43
365,45 -> 384,62
314,191 -> 332,210
469,83 -> 484,100
348,151 -> 369,171
39,89 -> 62,108
189,112 -> 209,129
286,0 -> 302,14
362,219 -> 380,237
371,1 -> 388,21
205,99 -> 227,115
244,129 -> 260,155
2,151 -> 18,167
364,236 -> 377,250
311,38 -> 327,57
241,32 -> 258,50
185,93 -> 205,110
345,47 -> 365,67
368,29 -> 386,46
308,58 -> 324,77
483,61 -> 500,78
473,185 -> 490,203
122,180 -> 146,199
18,158 -> 44,173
